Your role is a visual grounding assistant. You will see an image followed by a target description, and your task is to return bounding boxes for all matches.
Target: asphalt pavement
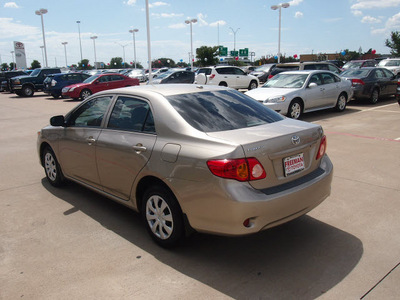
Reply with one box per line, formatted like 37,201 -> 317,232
0,91 -> 399,299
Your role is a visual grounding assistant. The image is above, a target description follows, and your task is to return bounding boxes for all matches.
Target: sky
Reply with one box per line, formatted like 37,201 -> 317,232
1,0 -> 400,68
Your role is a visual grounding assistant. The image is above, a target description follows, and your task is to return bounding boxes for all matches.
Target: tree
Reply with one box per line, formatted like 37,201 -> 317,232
152,58 -> 176,68
196,46 -> 219,66
10,62 -> 16,70
385,31 -> 400,56
78,59 -> 92,70
1,63 -> 9,71
31,60 -> 41,69
340,49 -> 360,62
109,57 -> 123,68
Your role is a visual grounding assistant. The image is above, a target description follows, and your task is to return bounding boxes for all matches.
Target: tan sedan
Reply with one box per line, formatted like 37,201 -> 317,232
37,84 -> 333,247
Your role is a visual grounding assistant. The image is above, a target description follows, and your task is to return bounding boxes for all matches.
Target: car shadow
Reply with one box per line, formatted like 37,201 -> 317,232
42,178 -> 363,299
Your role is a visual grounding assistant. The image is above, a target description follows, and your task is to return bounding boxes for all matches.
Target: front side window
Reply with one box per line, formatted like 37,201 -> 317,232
107,96 -> 155,133
167,90 -> 283,132
68,96 -> 112,127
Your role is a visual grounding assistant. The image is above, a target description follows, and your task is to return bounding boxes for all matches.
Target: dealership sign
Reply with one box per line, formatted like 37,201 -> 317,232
14,41 -> 27,69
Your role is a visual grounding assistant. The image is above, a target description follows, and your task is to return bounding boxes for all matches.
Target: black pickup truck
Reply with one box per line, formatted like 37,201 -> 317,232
10,68 -> 61,96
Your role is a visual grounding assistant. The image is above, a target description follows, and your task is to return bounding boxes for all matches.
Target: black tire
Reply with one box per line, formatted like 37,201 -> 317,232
42,147 -> 64,187
80,89 -> 92,100
218,82 -> 228,87
287,99 -> 303,119
141,185 -> 184,247
248,80 -> 258,90
335,93 -> 347,112
51,93 -> 60,99
22,85 -> 34,97
15,91 -> 22,96
370,88 -> 379,104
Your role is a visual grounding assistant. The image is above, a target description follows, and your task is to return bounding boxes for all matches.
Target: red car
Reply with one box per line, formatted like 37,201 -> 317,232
62,73 -> 139,100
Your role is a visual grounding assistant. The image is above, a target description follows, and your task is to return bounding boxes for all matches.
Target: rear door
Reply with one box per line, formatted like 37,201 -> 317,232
380,68 -> 398,96
96,95 -> 157,200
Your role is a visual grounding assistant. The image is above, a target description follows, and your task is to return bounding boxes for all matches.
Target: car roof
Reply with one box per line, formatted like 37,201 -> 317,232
276,70 -> 335,75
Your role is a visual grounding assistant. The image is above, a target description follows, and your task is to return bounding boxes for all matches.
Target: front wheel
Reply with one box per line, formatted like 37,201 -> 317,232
142,186 -> 184,247
80,89 -> 92,100
248,80 -> 258,90
43,147 -> 64,187
287,100 -> 302,119
22,85 -> 34,97
335,93 -> 347,112
370,88 -> 379,104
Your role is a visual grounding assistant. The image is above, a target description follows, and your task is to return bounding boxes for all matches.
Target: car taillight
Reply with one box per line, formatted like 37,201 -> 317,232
351,78 -> 364,86
207,158 -> 266,181
268,74 -> 274,79
316,135 -> 327,160
51,79 -> 57,86
209,74 -> 215,79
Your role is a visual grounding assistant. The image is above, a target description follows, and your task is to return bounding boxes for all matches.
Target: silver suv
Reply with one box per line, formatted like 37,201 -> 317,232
195,66 -> 259,90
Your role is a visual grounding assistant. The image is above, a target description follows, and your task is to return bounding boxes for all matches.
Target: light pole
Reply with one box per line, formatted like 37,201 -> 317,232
76,21 -> 83,62
271,2 -> 290,63
91,36 -> 98,69
185,18 -> 197,71
10,51 -> 15,69
229,27 -> 240,60
116,42 -> 129,67
40,46 -> 45,67
129,29 -> 139,69
35,8 -> 48,67
61,42 -> 68,67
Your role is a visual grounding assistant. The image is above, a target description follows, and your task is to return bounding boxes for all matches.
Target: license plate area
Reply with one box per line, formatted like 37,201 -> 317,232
283,153 -> 305,177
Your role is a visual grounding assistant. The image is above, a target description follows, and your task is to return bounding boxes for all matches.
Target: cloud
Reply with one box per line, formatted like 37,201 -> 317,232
323,18 -> 342,23
152,13 -> 183,18
295,11 -> 303,18
169,23 -> 186,29
288,0 -> 304,6
0,18 -> 39,38
371,12 -> 400,34
352,10 -> 363,17
196,13 -> 208,26
124,0 -> 137,6
351,0 -> 400,10
209,20 -> 226,27
149,1 -> 168,8
4,2 -> 19,8
361,15 -> 381,23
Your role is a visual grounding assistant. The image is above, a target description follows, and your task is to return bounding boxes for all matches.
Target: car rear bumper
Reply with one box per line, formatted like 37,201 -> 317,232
174,155 -> 333,236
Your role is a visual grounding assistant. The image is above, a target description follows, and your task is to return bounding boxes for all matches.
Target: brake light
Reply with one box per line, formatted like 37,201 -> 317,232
207,158 -> 266,181
316,135 -> 327,160
268,74 -> 274,79
209,74 -> 215,79
351,78 -> 365,86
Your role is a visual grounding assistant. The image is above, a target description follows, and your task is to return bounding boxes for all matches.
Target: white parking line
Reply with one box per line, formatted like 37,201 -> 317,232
354,103 -> 399,113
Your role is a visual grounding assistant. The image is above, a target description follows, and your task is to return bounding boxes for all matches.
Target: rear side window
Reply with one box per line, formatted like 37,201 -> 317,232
167,90 -> 283,132
197,68 -> 212,76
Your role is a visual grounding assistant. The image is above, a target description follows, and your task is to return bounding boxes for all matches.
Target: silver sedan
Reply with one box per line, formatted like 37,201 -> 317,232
37,84 -> 333,247
245,70 -> 352,119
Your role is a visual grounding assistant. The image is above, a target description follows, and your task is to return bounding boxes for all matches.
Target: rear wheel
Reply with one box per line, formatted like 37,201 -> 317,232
51,93 -> 59,99
248,80 -> 258,90
80,89 -> 92,100
287,100 -> 302,119
142,186 -> 184,247
335,93 -> 347,112
370,88 -> 379,104
218,82 -> 228,87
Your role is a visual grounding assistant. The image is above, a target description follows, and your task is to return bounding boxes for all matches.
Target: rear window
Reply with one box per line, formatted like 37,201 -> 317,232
166,90 -> 283,132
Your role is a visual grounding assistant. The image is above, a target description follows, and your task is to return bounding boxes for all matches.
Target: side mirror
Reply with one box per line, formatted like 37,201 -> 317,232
50,115 -> 65,127
308,82 -> 318,89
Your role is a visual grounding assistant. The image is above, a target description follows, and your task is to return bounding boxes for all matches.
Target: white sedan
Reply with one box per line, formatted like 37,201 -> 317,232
245,70 -> 353,119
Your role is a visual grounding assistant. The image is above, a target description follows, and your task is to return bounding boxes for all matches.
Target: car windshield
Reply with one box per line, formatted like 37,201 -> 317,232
83,75 -> 100,83
30,69 -> 41,76
156,70 -> 174,79
341,69 -> 371,77
166,90 -> 283,132
255,65 -> 273,72
379,60 -> 400,67
263,73 -> 308,88
131,69 -> 143,75
343,61 -> 362,69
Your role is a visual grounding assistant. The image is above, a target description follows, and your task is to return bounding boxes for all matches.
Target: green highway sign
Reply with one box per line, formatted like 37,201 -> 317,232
230,50 -> 239,57
219,46 -> 228,56
239,48 -> 249,57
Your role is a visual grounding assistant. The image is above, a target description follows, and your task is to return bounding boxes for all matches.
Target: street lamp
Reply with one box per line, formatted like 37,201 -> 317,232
90,36 -> 98,69
10,51 -> 15,70
271,2 -> 290,63
116,42 -> 129,67
129,29 -> 139,69
40,46 -> 45,67
76,21 -> 83,62
229,27 -> 240,60
62,42 -> 68,67
35,8 -> 48,67
185,18 -> 197,71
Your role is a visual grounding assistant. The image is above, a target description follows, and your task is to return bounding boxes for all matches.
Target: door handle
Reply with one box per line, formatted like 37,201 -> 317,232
86,137 -> 96,145
133,144 -> 147,153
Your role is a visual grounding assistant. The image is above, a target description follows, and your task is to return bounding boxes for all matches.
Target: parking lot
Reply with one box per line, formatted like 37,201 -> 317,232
1,91 -> 399,299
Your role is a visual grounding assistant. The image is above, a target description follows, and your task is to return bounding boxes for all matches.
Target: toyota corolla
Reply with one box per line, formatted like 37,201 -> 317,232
37,84 -> 333,247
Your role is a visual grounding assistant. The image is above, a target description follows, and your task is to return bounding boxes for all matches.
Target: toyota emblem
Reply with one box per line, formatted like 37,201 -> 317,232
291,135 -> 300,145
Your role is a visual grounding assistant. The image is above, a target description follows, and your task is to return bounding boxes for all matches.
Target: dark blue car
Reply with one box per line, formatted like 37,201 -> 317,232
43,72 -> 90,98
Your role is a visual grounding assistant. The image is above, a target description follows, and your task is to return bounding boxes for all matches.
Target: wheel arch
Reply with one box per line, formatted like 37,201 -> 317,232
39,142 -> 53,167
